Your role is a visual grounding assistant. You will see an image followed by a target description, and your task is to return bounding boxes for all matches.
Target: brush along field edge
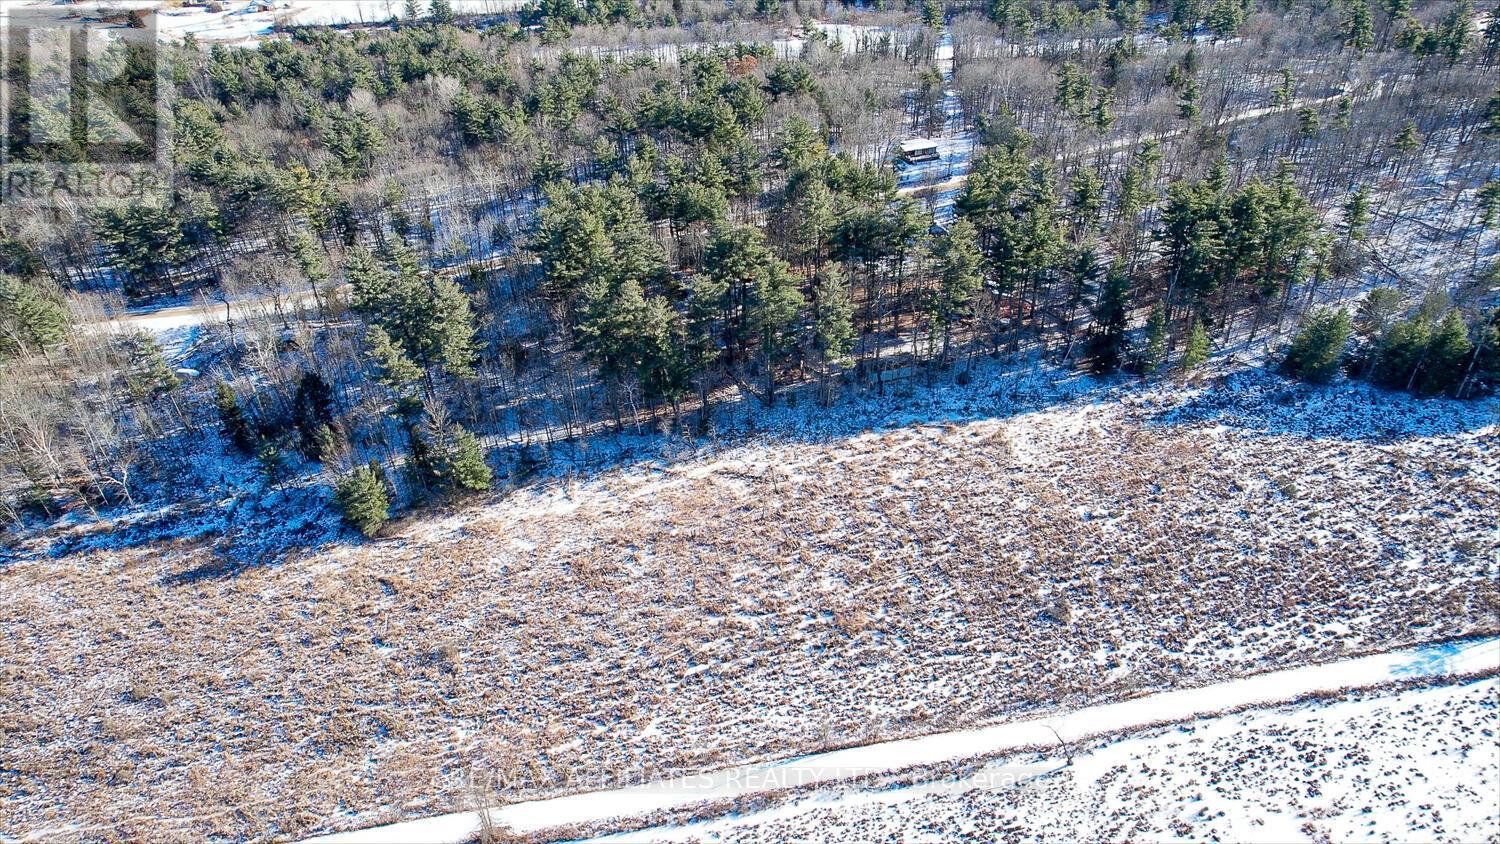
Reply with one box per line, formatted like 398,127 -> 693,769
303,636 -> 1500,844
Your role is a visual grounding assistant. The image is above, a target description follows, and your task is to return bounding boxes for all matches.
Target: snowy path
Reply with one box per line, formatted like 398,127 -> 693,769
301,636 -> 1499,844
593,675 -> 1500,843
896,85 -> 1370,207
893,25 -> 975,227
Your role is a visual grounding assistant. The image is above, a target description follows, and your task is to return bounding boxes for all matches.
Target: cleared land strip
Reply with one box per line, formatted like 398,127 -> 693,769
895,86 -> 1373,201
304,636 -> 1500,844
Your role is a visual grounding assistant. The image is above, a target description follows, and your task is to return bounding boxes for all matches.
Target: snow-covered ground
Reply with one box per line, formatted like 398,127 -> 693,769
305,638 -> 1500,843
4,361 -> 1496,842
593,674 -> 1500,843
9,1 -> 527,46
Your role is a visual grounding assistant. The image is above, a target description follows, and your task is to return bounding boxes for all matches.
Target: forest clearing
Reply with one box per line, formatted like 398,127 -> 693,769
4,365 -> 1496,840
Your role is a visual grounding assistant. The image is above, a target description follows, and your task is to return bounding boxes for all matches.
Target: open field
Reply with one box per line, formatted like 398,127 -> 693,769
3,368 -> 1498,841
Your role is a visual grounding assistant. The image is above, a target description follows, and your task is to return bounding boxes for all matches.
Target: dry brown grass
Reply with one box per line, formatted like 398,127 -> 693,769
1,395 -> 1496,841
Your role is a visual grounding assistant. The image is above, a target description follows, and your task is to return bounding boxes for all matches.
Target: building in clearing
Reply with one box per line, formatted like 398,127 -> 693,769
898,138 -> 941,163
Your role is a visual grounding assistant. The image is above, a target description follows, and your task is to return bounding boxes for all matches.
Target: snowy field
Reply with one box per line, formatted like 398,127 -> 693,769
593,675 -> 1500,843
2,365 -> 1496,841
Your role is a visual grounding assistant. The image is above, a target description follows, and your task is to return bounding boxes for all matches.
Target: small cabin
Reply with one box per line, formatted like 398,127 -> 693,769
898,138 -> 941,163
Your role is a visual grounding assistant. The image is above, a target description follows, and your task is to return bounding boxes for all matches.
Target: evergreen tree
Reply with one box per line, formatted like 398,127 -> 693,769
1064,243 -> 1104,345
956,147 -> 1063,299
1273,66 -> 1295,109
933,219 -> 985,360
1422,310 -> 1475,394
1140,305 -> 1168,375
336,462 -> 391,536
312,424 -> 341,468
1365,296 -> 1473,395
748,253 -> 804,406
290,232 -> 330,303
256,440 -> 290,489
1392,121 -> 1422,155
1205,0 -> 1242,40
576,273 -> 690,404
1115,142 -> 1162,229
1160,177 -> 1227,303
94,205 -> 190,295
365,324 -> 423,389
1477,180 -> 1500,229
790,179 -> 836,269
704,223 -> 777,361
1345,0 -> 1375,52
1069,169 -> 1105,237
123,334 -> 178,401
448,426 -> 493,492
1355,287 -> 1405,341
275,165 -> 330,233
1180,318 -> 1211,372
775,117 -> 826,170
989,0 -> 1033,33
1089,266 -> 1131,373
1170,0 -> 1203,30
1482,89 -> 1500,138
1297,107 -> 1319,138
1090,89 -> 1115,133
1343,185 -> 1372,241
921,0 -> 943,29
0,275 -> 68,358
292,371 -> 337,459
535,182 -> 666,306
1434,0 -> 1472,64
1282,309 -> 1351,382
812,266 -> 856,367
1178,77 -> 1201,120
1109,0 -> 1145,33
346,246 -> 479,383
215,381 -> 256,453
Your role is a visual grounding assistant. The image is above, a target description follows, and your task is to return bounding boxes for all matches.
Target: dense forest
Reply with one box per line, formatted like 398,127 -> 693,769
1,0 -> 1496,538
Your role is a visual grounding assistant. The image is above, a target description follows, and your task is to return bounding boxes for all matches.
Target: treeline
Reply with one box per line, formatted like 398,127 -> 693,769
1,0 -> 1497,537
1285,290 -> 1499,398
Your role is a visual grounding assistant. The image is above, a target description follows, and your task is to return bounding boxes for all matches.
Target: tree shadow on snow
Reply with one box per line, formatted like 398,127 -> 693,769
511,354 -> 1124,484
26,359 -> 1493,578
1143,369 -> 1497,443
